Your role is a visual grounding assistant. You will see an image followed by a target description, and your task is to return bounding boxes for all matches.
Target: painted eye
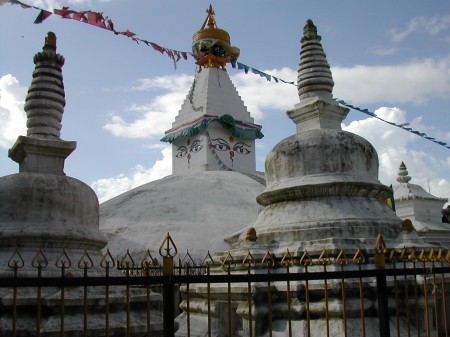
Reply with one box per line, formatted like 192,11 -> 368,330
211,138 -> 230,151
191,144 -> 203,153
233,142 -> 251,155
176,146 -> 188,158
190,140 -> 203,153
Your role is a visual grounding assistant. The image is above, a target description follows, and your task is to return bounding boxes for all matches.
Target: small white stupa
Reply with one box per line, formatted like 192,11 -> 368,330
236,19 -> 402,254
100,6 -> 265,260
394,161 -> 450,247
0,32 -> 106,274
0,32 -> 163,337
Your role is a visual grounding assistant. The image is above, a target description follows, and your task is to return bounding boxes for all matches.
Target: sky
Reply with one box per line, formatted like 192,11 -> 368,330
0,0 -> 449,208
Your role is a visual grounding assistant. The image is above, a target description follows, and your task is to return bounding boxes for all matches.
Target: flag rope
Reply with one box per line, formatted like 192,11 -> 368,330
3,0 -> 449,151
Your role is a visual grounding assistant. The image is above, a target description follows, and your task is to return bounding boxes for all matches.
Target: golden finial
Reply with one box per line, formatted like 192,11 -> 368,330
192,5 -> 240,70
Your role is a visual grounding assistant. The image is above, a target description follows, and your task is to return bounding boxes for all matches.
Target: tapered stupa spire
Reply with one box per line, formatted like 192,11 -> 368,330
9,32 -> 76,175
297,19 -> 334,100
26,32 -> 66,139
287,19 -> 347,132
397,161 -> 412,183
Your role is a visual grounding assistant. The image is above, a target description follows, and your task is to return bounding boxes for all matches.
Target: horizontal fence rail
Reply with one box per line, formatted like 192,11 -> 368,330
1,234 -> 450,337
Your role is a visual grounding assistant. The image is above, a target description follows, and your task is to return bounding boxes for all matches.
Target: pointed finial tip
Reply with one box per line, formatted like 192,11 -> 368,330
45,31 -> 57,49
397,161 -> 411,183
301,19 -> 320,43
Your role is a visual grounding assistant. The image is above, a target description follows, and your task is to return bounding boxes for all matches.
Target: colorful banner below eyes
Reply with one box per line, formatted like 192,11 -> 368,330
2,0 -> 448,151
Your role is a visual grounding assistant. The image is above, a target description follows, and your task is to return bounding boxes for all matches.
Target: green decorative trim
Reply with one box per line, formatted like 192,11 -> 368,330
161,115 -> 263,143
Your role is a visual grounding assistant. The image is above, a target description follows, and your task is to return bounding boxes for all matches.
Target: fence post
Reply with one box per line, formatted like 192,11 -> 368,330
375,234 -> 390,337
163,255 -> 175,337
160,233 -> 178,337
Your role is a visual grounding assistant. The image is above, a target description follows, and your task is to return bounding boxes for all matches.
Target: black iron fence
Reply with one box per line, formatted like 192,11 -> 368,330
1,234 -> 450,337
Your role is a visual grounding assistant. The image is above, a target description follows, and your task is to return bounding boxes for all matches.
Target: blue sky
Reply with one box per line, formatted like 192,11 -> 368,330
0,0 -> 449,205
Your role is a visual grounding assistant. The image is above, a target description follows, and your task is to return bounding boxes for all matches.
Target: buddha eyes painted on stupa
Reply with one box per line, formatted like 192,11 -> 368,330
175,146 -> 188,158
210,137 -> 251,167
190,139 -> 203,153
175,138 -> 204,168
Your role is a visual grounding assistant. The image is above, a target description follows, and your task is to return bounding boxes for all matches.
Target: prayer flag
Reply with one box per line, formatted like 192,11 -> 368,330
34,9 -> 51,24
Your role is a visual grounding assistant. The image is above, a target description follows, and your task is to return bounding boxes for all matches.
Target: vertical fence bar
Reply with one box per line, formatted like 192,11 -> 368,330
353,249 -> 366,337
281,249 -> 295,337
318,249 -> 331,337
389,250 -> 401,337
100,250 -> 115,337
162,256 -> 174,337
429,249 -> 439,337
300,251 -> 312,337
336,250 -> 348,337
222,252 -> 236,337
419,250 -> 431,337
33,249 -> 48,337
411,249 -> 421,337
160,233 -> 177,337
243,252 -> 256,337
7,250 -> 24,337
375,235 -> 390,337
78,250 -> 93,337
207,265 -> 212,337
186,264 -> 191,337
400,248 -> 412,337
12,266 -> 18,337
263,251 -> 275,337
440,250 -> 449,337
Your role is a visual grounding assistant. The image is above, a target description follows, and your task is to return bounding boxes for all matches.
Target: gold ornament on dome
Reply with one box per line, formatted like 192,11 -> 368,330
192,5 -> 240,70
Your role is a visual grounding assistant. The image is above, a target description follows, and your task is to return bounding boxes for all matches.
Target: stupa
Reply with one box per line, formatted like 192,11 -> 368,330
394,161 -> 450,247
175,20 -> 428,337
0,32 -> 105,275
0,32 -> 162,336
100,6 -> 265,260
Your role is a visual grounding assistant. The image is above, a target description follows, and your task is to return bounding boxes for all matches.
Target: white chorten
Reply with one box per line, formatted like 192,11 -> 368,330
0,33 -> 106,273
100,7 -> 265,260
248,19 -> 401,253
0,33 -> 164,337
394,161 -> 450,247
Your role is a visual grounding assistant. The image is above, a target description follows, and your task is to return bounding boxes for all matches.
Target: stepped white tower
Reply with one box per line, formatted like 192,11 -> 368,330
100,7 -> 265,259
161,5 -> 263,175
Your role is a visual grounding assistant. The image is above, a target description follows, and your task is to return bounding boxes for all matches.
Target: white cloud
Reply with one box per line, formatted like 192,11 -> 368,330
332,57 -> 450,105
231,67 -> 298,121
343,107 -> 450,205
91,146 -> 172,203
0,74 -> 26,149
390,15 -> 450,42
103,74 -> 193,139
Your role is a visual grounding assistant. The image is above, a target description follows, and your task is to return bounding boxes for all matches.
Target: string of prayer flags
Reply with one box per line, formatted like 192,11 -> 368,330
3,0 -> 449,151
336,99 -> 450,150
3,0 -> 190,67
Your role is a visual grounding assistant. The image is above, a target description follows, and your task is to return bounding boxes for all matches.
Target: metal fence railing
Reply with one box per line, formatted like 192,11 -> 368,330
1,233 -> 450,337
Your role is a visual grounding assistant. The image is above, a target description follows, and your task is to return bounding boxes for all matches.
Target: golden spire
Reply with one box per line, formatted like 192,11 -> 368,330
192,5 -> 240,70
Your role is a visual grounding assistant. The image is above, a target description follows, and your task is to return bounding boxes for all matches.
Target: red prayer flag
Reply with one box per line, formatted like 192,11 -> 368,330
54,7 -> 75,19
72,12 -> 87,21
34,9 -> 52,24
150,42 -> 164,53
